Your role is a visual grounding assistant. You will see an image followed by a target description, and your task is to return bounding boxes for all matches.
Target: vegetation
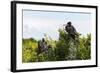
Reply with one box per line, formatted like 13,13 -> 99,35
22,29 -> 91,63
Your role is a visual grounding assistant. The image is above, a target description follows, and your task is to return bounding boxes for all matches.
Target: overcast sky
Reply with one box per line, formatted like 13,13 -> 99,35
23,10 -> 92,40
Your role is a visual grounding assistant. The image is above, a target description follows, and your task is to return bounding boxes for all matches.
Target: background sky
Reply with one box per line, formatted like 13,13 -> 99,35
23,10 -> 92,40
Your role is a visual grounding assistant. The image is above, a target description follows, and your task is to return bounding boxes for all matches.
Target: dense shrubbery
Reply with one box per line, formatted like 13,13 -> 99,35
22,29 -> 91,63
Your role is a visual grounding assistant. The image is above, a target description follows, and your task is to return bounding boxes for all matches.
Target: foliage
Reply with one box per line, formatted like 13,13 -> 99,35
22,38 -> 38,62
22,29 -> 91,63
76,34 -> 91,60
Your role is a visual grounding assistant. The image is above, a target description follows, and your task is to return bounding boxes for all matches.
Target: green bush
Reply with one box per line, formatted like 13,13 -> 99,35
22,29 -> 91,63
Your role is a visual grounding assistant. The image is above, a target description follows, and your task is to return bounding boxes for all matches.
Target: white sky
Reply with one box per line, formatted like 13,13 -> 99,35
23,10 -> 92,40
